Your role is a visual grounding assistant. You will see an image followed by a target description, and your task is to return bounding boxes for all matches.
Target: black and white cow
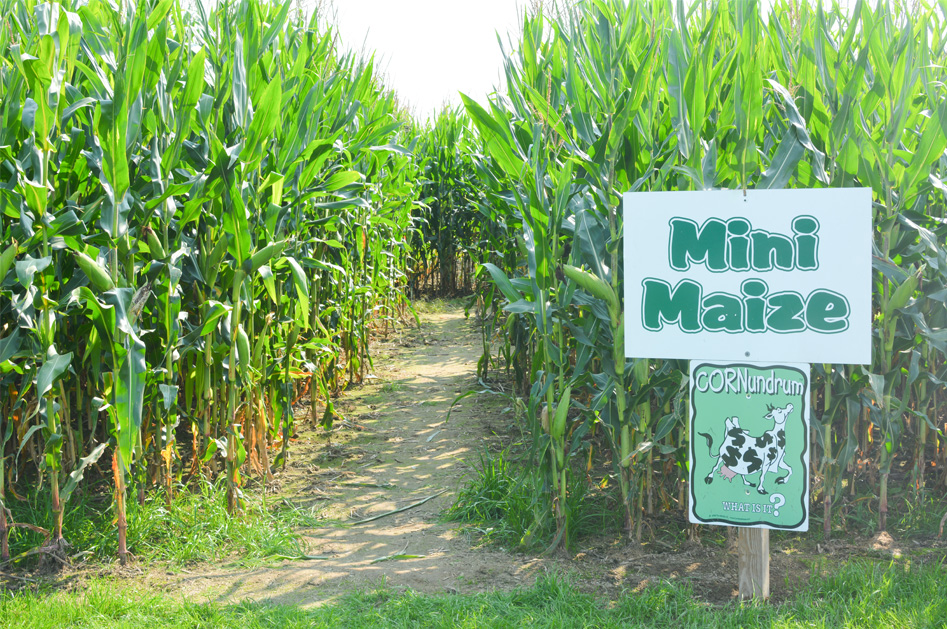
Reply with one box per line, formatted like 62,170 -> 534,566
698,403 -> 794,495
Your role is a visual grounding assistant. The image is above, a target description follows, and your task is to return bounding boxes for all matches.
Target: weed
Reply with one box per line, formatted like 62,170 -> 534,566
446,449 -> 620,551
270,499 -> 326,529
446,449 -> 550,549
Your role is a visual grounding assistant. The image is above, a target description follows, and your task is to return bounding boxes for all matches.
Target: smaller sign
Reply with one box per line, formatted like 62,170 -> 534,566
688,360 -> 810,531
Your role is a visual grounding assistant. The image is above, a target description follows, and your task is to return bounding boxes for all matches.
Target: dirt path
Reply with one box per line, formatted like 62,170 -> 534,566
161,307 -> 549,606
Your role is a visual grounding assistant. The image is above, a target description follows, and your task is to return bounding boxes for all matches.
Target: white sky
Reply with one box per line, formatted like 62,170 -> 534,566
328,0 -> 526,122
192,0 -> 838,123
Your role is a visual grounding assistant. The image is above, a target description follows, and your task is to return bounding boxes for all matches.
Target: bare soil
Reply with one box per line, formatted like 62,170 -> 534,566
22,305 -> 946,607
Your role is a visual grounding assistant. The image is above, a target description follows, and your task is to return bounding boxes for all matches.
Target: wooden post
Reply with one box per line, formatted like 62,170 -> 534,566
738,527 -> 769,600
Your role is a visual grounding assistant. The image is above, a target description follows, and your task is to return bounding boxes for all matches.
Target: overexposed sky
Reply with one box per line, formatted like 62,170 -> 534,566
193,0 -> 827,122
330,0 -> 525,121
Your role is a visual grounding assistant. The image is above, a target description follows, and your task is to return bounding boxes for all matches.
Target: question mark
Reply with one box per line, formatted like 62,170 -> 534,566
770,494 -> 786,517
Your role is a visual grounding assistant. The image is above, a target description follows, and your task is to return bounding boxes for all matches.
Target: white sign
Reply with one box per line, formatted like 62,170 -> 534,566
623,188 -> 871,364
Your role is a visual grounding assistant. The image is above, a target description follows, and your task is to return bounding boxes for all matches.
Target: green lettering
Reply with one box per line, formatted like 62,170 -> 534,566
669,218 -> 728,272
701,293 -> 743,332
741,279 -> 768,332
642,278 -> 701,332
792,216 -> 820,270
751,231 -> 795,271
727,218 -> 751,271
806,290 -> 849,332
766,292 -> 806,332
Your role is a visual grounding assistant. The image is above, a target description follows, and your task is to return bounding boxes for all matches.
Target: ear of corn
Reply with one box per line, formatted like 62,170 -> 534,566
74,252 -> 116,292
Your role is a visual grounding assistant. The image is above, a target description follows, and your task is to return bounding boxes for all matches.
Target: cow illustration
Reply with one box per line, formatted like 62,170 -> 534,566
698,403 -> 794,495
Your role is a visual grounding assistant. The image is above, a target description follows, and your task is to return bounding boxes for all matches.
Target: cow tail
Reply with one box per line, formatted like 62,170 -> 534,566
697,432 -> 717,458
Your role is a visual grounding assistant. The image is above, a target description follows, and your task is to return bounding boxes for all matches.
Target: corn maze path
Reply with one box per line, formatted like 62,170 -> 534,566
158,306 -> 551,606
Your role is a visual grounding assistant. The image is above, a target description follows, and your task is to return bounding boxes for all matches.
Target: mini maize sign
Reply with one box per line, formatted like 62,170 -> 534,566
623,188 -> 871,364
688,361 -> 810,531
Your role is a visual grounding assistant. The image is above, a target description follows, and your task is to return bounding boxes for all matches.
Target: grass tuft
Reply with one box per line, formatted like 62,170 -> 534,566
446,449 -> 619,551
3,479 -> 306,566
445,449 -> 549,549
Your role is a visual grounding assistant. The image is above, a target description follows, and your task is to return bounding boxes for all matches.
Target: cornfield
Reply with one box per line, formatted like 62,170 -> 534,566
0,0 -> 420,563
409,108 -> 482,296
464,0 -> 947,546
4,0 -> 947,567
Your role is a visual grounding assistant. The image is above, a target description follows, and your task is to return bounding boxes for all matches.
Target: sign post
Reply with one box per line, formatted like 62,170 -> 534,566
623,188 -> 869,600
738,528 -> 769,599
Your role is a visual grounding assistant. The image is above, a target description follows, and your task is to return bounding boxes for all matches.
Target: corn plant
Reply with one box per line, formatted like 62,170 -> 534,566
0,0 -> 422,564
410,108 -> 484,296
464,0 -> 947,545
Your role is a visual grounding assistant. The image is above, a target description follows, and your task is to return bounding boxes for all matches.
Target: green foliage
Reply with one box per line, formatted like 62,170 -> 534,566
3,479 -> 305,564
463,0 -> 947,544
446,449 -> 618,551
410,107 -> 485,296
0,0 -> 422,561
446,450 -> 546,548
124,481 -> 308,564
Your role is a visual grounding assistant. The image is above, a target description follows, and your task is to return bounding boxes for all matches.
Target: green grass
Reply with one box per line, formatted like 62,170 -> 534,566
4,479 -> 306,566
845,487 -> 947,540
123,481 -> 308,565
446,449 -> 620,551
446,449 -> 549,549
2,560 -> 945,628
